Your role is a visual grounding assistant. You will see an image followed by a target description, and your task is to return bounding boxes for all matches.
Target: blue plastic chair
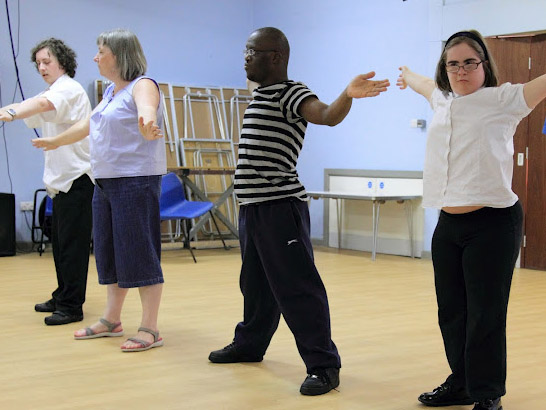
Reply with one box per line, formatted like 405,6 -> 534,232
32,189 -> 53,256
160,172 -> 227,262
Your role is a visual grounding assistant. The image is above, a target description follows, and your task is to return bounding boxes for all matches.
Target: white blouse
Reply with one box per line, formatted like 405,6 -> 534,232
423,83 -> 532,209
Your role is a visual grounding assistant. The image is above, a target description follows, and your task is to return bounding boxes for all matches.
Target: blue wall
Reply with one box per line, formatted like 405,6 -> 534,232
253,0 -> 433,243
0,0 -> 253,242
2,0 -> 545,250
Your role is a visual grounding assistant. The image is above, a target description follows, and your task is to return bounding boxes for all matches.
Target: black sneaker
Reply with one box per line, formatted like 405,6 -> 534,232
44,311 -> 83,326
300,367 -> 340,396
208,343 -> 263,363
35,299 -> 56,312
418,382 -> 473,406
473,398 -> 502,410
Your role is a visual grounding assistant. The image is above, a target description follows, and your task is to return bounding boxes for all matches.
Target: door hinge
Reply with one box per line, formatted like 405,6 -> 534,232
526,146 -> 529,159
529,57 -> 532,70
523,235 -> 526,248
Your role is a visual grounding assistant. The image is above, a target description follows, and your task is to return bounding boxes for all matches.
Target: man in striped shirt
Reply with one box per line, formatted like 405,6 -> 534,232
209,27 -> 389,396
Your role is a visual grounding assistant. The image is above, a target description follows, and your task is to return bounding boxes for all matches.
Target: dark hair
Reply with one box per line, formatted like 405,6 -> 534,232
435,29 -> 499,93
31,38 -> 77,78
97,29 -> 147,81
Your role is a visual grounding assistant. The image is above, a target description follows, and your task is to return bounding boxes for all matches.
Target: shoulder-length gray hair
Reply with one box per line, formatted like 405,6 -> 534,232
97,29 -> 147,81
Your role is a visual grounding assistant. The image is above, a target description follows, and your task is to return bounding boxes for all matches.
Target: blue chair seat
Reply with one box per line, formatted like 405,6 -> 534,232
161,200 -> 213,220
160,172 -> 227,262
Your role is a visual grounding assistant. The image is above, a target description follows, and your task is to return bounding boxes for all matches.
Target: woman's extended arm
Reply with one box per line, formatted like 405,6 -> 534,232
0,97 -> 55,122
397,66 -> 435,102
133,79 -> 163,141
31,117 -> 90,151
523,72 -> 546,110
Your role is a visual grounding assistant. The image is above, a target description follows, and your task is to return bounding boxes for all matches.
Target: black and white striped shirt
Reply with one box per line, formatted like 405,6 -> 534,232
234,81 -> 316,204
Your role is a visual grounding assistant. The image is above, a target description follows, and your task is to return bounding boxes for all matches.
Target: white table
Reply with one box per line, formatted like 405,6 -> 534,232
307,191 -> 421,261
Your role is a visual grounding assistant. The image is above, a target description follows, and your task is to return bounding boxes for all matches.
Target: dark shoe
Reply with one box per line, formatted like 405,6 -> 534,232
35,299 -> 55,312
44,311 -> 83,326
208,343 -> 263,363
418,382 -> 474,406
300,368 -> 340,396
473,398 -> 502,410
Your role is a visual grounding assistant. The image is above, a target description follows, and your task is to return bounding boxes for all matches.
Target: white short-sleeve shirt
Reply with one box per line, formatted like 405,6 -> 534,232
424,83 -> 532,209
24,74 -> 93,195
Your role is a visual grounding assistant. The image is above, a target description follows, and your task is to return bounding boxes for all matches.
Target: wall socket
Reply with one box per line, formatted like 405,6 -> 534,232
20,201 -> 34,211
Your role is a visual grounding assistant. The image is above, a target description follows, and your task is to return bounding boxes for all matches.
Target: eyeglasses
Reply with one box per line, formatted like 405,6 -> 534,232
243,49 -> 277,57
445,61 -> 484,73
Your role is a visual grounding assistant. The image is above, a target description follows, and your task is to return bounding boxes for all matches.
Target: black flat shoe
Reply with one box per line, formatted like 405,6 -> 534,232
300,367 -> 340,396
44,311 -> 83,326
35,299 -> 56,312
208,343 -> 263,363
473,398 -> 502,410
418,382 -> 474,406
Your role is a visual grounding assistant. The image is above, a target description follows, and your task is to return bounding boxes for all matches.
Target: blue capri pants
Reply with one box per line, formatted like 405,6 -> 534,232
93,175 -> 164,288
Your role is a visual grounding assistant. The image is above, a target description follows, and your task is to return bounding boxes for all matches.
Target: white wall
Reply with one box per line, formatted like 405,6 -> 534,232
440,0 -> 546,38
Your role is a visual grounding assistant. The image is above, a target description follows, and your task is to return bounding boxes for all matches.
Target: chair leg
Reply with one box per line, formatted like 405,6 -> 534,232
182,219 -> 197,263
39,228 -> 45,257
209,211 -> 229,250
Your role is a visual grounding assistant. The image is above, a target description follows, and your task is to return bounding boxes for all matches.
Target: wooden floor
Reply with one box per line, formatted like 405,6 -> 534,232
0,246 -> 544,410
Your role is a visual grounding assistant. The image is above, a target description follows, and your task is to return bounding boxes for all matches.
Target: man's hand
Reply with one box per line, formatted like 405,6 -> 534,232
347,72 -> 390,98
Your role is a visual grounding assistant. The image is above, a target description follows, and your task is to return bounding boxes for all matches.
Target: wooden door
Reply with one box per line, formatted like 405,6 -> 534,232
486,34 -> 546,270
526,35 -> 546,269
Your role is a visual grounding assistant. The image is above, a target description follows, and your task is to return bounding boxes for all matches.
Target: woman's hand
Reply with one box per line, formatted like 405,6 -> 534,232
138,116 -> 163,140
31,137 -> 59,151
397,66 -> 410,90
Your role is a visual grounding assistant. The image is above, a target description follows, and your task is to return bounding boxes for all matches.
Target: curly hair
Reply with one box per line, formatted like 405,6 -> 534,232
31,38 -> 77,78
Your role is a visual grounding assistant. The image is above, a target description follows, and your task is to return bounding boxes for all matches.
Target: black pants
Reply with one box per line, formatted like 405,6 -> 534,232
233,198 -> 341,372
432,201 -> 523,400
50,174 -> 94,316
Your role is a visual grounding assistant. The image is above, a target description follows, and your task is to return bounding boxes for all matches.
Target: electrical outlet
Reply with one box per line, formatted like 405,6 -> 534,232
20,201 -> 34,211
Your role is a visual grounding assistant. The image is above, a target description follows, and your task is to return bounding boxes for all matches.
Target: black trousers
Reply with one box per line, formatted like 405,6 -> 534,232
50,174 -> 94,315
431,201 -> 523,400
233,198 -> 341,372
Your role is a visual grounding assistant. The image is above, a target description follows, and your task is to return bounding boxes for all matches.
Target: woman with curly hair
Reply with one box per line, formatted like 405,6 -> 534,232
0,38 -> 93,326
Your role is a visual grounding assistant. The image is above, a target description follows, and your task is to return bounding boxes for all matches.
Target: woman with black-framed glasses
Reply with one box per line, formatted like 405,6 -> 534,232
397,29 -> 546,410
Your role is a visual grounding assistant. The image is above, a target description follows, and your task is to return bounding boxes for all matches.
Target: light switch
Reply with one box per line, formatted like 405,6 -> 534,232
517,153 -> 524,166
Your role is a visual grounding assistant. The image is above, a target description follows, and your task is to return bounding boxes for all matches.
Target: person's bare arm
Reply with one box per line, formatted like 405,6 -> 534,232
133,78 -> 163,140
31,117 -> 90,151
299,72 -> 389,126
0,97 -> 55,122
523,72 -> 546,109
397,66 -> 435,102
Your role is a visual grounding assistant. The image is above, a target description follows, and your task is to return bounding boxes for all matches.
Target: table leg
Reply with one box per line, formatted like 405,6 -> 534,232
372,200 -> 381,261
404,200 -> 414,258
336,198 -> 342,248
